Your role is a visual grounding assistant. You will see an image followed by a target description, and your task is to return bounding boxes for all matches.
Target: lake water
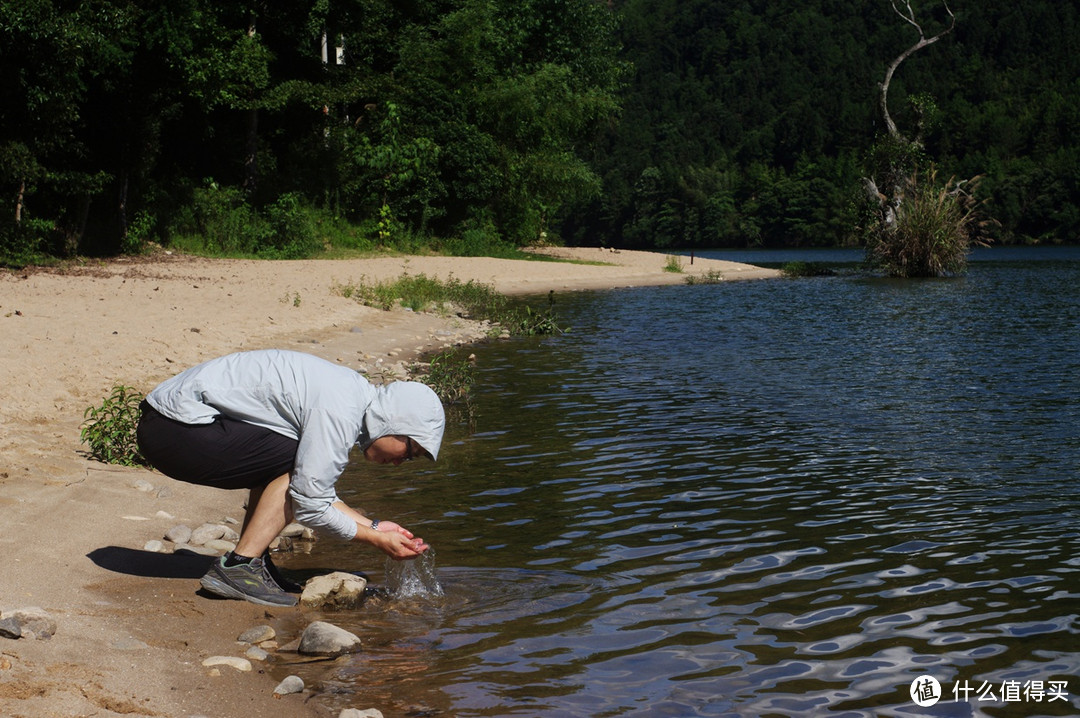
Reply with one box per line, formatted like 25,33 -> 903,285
280,246 -> 1080,717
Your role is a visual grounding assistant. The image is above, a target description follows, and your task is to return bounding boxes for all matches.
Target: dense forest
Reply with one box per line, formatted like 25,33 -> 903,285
2,0 -> 1077,262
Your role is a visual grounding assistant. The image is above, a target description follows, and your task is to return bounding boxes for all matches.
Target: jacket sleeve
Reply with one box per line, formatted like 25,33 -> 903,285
287,408 -> 360,541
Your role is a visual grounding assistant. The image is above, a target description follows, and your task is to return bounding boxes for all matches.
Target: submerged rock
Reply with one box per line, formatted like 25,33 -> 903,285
297,621 -> 362,656
300,571 -> 368,609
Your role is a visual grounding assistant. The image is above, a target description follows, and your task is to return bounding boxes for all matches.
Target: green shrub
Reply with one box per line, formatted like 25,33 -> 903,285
865,168 -> 988,278
335,274 -> 565,335
684,269 -> 724,285
781,261 -> 835,277
663,254 -> 684,273
410,349 -> 475,404
81,385 -> 147,466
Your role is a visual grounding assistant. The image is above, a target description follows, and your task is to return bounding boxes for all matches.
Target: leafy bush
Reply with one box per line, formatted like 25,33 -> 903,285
81,385 -> 147,466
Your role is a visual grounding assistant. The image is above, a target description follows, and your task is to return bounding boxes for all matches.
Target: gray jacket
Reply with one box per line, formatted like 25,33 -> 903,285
146,349 -> 445,540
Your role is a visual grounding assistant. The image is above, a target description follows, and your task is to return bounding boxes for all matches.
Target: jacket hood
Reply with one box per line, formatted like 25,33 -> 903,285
360,381 -> 445,460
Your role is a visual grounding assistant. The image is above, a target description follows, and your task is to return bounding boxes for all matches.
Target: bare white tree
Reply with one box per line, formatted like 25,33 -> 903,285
878,0 -> 955,143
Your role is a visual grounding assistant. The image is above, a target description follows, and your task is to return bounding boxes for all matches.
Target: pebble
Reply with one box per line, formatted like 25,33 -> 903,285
143,540 -> 165,553
203,539 -> 237,553
132,478 -> 156,493
189,523 -> 227,545
339,709 -> 384,718
165,524 -> 192,544
273,675 -> 305,695
245,645 -> 270,662
238,625 -> 276,644
201,656 -> 252,672
174,544 -> 218,556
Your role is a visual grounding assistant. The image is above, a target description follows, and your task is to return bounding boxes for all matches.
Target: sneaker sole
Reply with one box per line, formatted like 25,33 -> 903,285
200,574 -> 298,607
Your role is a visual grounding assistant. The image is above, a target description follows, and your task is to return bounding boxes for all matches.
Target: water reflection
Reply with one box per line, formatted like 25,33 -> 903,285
280,250 -> 1080,717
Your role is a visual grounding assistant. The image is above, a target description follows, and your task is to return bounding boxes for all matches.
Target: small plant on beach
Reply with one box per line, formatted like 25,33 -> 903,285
81,385 -> 147,466
498,291 -> 566,336
684,269 -> 724,285
334,274 -> 565,335
663,255 -> 684,273
410,350 -> 475,404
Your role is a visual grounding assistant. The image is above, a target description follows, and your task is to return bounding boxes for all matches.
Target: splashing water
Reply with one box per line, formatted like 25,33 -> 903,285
383,550 -> 444,598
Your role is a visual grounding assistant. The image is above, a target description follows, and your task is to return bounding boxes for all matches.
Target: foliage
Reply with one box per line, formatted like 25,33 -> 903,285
335,273 -> 565,335
565,0 -> 1080,248
410,349 -> 475,405
2,0 -> 1079,261
864,168 -> 988,277
684,269 -> 724,285
497,292 -> 567,336
780,262 -> 835,278
81,385 -> 147,467
0,0 -> 622,262
663,255 -> 684,273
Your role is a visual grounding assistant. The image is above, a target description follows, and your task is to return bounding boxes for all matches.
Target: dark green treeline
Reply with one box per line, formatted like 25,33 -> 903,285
2,0 -> 1077,261
572,0 -> 1080,249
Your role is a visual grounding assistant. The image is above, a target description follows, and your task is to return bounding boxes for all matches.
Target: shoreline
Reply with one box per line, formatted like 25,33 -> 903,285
0,249 -> 779,717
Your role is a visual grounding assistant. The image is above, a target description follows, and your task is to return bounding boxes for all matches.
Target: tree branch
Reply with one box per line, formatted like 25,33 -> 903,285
879,0 -> 955,141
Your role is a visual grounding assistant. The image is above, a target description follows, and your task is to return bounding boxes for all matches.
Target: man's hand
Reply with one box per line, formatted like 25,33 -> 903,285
372,520 -> 429,560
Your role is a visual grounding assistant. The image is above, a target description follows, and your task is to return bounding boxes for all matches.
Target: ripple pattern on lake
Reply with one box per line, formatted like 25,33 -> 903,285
291,249 -> 1080,717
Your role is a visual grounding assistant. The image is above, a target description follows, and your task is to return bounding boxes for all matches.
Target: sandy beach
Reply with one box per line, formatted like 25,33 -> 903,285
0,247 -> 778,717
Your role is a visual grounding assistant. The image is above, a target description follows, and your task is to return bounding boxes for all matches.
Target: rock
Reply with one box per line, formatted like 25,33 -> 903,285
273,675 -> 305,696
189,523 -> 227,546
238,625 -> 276,644
143,540 -> 165,553
297,621 -> 362,656
201,656 -> 252,672
174,544 -> 218,556
300,572 -> 368,609
338,709 -> 384,718
0,617 -> 22,639
165,524 -> 192,544
279,522 -> 307,538
203,539 -> 237,553
0,607 -> 56,640
132,478 -> 156,493
245,646 -> 270,662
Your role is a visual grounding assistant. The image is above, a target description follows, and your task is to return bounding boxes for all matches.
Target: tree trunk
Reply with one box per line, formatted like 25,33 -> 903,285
877,1 -> 955,142
15,179 -> 25,225
242,10 -> 259,196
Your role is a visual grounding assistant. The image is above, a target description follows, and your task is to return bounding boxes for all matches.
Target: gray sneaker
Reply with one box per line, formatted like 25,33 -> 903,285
200,556 -> 299,607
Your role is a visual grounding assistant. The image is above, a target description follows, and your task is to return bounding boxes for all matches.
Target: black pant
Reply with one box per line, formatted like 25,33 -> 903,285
136,400 -> 298,490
